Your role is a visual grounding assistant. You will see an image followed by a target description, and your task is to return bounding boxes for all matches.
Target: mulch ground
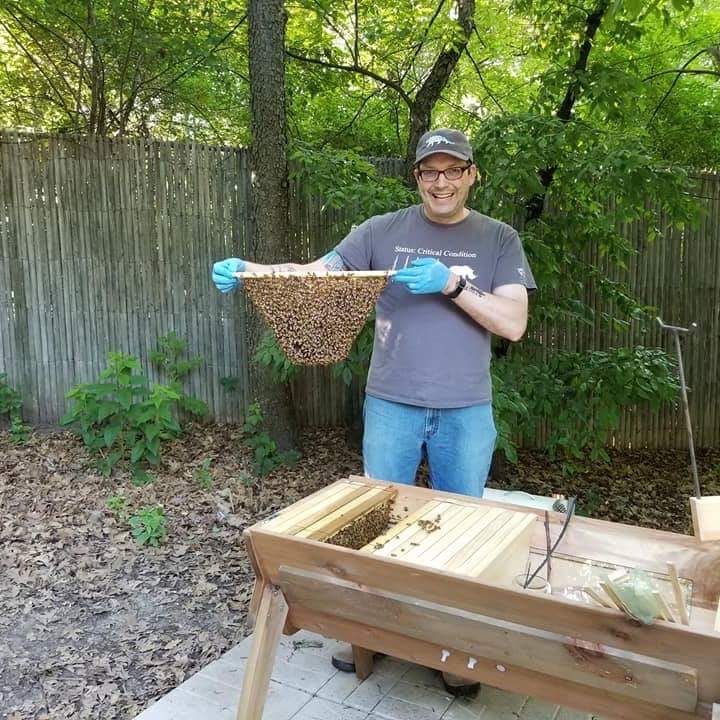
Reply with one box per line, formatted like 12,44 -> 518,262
1,424 -> 718,719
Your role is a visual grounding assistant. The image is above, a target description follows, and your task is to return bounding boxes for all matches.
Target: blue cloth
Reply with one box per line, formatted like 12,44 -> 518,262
362,394 -> 496,496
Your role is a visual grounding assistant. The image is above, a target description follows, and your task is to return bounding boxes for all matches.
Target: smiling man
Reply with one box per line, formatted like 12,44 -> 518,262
331,128 -> 536,498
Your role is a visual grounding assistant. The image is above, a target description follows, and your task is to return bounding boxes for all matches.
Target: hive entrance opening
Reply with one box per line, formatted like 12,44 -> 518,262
238,271 -> 392,365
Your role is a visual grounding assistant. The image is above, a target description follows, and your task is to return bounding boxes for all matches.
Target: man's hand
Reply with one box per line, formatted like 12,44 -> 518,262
392,258 -> 451,294
212,257 -> 245,293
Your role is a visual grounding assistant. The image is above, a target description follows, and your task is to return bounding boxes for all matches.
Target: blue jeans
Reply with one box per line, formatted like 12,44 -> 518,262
362,395 -> 497,497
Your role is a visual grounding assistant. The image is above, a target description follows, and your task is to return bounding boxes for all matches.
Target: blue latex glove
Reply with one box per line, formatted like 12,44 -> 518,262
212,257 -> 245,293
392,258 -> 451,294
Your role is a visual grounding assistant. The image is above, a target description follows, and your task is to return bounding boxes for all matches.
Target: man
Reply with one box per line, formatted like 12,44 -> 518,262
213,128 -> 535,496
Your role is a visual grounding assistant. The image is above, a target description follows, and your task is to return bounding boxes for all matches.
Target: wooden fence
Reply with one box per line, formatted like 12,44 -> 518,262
1,133 -> 718,447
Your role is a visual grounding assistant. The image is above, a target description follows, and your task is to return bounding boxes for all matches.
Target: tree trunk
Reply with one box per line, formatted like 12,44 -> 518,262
247,0 -> 297,449
524,0 -> 610,224
403,0 -> 476,177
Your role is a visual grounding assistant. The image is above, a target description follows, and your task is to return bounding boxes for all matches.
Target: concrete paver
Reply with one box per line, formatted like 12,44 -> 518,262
293,696 -> 368,720
315,669 -> 366,704
134,630 -> 606,720
344,673 -> 400,712
386,680 -> 453,714
373,696 -> 445,720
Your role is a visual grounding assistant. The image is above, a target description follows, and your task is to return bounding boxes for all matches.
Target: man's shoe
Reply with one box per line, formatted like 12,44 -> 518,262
331,644 -> 384,674
441,671 -> 481,698
331,645 -> 356,673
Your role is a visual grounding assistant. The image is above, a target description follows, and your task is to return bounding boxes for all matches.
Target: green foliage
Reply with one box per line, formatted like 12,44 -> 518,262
220,376 -> 241,392
492,346 -> 679,473
471,114 -> 698,332
252,332 -> 298,385
106,493 -> 128,518
242,402 -> 301,477
9,416 -> 32,445
131,468 -> 156,487
239,471 -> 255,488
129,505 -> 167,547
194,458 -> 213,489
489,369 -> 529,465
0,0 -> 250,141
151,332 -> 209,418
61,352 -> 183,477
0,374 -> 30,444
332,315 -> 375,386
0,373 -> 22,419
290,145 -> 414,228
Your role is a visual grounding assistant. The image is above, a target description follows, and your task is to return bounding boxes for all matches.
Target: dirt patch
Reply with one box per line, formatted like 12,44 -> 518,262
1,424 -> 717,719
498,446 -> 720,534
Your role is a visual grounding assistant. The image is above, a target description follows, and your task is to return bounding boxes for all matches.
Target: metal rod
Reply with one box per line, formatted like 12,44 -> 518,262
523,497 -> 576,589
657,317 -> 701,498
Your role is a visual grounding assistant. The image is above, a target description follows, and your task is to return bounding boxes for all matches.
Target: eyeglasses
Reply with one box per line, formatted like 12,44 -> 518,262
416,164 -> 472,182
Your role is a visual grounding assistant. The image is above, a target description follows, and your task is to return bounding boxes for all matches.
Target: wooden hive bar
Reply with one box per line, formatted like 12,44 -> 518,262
295,486 -> 397,541
262,478 -> 397,550
365,500 -> 536,587
262,480 -> 369,535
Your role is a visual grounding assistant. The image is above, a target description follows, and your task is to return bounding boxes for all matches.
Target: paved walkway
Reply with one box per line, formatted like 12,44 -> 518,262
135,629 -> 604,720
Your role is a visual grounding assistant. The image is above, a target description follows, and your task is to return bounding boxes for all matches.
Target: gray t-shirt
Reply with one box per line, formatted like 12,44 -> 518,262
335,205 -> 536,408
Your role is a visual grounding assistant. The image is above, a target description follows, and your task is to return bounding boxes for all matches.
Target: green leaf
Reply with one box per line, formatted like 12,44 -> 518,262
103,425 -> 122,447
131,442 -> 146,465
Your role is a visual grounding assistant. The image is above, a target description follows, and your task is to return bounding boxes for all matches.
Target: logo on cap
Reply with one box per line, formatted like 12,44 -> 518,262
425,135 -> 453,148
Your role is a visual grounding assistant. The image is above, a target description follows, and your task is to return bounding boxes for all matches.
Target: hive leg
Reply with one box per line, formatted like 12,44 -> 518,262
236,583 -> 288,720
352,645 -> 375,679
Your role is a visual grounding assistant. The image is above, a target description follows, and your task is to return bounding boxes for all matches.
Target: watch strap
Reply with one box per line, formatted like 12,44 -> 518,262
447,275 -> 467,299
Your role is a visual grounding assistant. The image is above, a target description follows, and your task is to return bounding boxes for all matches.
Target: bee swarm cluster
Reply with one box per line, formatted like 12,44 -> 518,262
244,275 -> 388,365
324,500 -> 393,550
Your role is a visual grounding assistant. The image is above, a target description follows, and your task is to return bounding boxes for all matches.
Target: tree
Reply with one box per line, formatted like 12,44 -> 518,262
0,0 -> 249,139
285,0 -> 476,175
246,0 -> 297,449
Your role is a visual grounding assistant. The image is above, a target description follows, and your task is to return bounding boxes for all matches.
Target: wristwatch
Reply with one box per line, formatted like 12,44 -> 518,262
447,275 -> 467,299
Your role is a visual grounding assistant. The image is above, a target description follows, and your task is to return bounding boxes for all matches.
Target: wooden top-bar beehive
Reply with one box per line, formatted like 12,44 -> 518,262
238,476 -> 720,720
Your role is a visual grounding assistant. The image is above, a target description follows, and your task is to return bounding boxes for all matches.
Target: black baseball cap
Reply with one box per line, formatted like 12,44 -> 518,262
415,128 -> 473,164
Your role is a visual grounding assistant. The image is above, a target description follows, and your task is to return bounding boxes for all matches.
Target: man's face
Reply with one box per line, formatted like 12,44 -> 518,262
414,152 -> 477,224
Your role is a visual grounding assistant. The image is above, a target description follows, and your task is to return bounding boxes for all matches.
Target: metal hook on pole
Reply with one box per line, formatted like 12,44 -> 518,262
656,317 -> 700,499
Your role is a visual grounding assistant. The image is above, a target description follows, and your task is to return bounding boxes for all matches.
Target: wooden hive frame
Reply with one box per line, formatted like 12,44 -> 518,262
237,477 -> 720,720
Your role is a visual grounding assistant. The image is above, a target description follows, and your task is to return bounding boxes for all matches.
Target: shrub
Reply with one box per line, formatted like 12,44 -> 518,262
493,346 -> 678,473
194,458 -> 213,489
62,352 -> 183,479
150,332 -> 209,418
129,506 -> 167,546
0,373 -> 22,419
0,374 -> 31,444
252,331 -> 298,385
243,402 -> 301,476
